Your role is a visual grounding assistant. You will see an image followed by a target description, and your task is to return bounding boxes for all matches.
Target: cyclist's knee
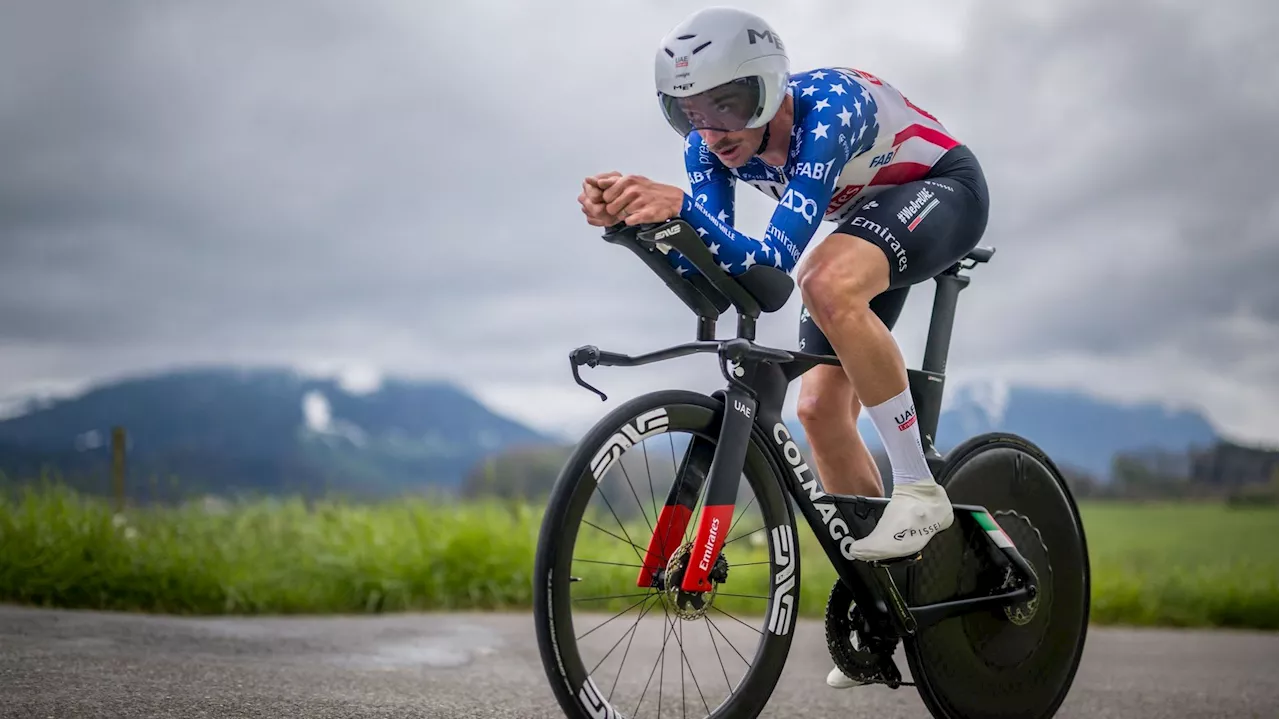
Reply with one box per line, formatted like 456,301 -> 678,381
796,235 -> 888,324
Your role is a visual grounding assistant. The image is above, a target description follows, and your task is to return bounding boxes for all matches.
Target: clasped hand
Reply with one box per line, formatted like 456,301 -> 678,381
578,172 -> 684,227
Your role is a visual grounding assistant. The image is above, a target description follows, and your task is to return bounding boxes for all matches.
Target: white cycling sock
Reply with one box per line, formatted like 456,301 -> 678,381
865,387 -> 933,486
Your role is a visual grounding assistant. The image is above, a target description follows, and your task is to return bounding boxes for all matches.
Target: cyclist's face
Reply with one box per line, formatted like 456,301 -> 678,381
699,127 -> 763,168
674,84 -> 763,168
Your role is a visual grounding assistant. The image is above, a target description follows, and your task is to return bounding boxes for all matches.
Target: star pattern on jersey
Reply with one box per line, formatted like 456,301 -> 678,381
666,68 -> 885,279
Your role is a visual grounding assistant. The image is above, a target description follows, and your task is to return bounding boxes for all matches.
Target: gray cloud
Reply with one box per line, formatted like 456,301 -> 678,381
0,0 -> 1275,443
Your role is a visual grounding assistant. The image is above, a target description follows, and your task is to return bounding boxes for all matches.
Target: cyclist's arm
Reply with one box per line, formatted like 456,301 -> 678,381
662,133 -> 736,277
685,132 -> 736,225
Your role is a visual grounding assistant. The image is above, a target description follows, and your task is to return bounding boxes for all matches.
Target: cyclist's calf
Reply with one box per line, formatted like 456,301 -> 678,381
796,366 -> 885,499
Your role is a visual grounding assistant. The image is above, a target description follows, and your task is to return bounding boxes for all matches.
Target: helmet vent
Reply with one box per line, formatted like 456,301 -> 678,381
691,40 -> 712,54
663,47 -> 675,57
677,34 -> 697,40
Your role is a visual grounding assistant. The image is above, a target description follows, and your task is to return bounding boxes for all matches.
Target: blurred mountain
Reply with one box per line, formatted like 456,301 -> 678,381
785,381 -> 1220,481
0,367 -> 552,500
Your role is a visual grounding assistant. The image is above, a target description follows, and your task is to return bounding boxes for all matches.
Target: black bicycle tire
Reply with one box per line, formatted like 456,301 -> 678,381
905,431 -> 1092,719
532,389 -> 799,719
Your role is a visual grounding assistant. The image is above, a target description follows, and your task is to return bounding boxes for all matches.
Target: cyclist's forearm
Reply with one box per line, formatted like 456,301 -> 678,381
676,194 -> 777,275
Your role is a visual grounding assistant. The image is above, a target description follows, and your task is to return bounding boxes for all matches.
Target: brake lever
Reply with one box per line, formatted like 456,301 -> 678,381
569,346 -> 608,402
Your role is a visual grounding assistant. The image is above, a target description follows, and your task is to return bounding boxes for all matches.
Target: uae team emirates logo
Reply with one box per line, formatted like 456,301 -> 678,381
895,408 -> 917,431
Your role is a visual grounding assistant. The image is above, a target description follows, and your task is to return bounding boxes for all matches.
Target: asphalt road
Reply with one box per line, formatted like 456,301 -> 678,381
0,604 -> 1275,719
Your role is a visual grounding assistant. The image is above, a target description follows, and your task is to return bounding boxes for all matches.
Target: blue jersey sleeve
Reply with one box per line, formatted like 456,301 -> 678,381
670,78 -> 863,277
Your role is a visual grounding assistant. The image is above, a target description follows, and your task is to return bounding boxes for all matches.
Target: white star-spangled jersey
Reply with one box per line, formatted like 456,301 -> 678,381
671,66 -> 960,277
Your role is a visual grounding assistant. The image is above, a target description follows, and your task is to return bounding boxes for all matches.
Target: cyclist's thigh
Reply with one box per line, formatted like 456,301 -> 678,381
832,145 -> 990,291
798,286 -> 909,355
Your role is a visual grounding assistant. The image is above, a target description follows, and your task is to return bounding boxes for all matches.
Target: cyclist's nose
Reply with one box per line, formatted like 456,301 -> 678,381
701,129 -> 726,145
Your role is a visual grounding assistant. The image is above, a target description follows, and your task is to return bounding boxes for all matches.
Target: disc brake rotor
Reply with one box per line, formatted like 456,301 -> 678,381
662,541 -> 729,620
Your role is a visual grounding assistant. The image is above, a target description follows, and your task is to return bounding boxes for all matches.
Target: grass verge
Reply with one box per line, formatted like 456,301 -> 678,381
0,485 -> 1274,629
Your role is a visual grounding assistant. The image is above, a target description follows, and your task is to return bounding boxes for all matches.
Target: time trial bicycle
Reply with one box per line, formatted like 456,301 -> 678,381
533,219 -> 1090,719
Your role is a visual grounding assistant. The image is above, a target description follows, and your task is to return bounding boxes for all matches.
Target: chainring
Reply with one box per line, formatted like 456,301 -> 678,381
960,509 -> 1055,669
824,580 -> 904,687
994,510 -> 1049,626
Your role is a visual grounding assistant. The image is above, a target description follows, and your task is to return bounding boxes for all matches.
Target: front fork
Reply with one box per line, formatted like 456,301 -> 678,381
635,382 -> 756,592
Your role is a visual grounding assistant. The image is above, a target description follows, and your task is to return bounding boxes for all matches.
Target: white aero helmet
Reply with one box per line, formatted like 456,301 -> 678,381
655,7 -> 790,137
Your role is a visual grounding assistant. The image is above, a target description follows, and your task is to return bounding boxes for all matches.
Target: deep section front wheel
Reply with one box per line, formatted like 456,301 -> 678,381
905,432 -> 1091,719
533,390 -> 799,719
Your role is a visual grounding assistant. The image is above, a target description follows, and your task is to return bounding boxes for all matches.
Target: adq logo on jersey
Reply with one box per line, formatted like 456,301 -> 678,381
781,188 -> 818,223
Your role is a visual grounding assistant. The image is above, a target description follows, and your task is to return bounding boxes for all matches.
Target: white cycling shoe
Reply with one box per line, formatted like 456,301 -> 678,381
826,665 -> 870,689
847,479 -> 955,562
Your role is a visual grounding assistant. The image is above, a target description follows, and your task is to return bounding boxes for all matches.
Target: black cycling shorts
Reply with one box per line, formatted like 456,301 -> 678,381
798,144 -> 990,356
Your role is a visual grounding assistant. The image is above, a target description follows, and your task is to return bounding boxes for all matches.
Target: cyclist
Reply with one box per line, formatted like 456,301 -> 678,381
577,6 -> 990,687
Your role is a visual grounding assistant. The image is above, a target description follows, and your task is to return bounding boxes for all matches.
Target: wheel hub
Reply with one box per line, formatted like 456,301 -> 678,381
661,541 -> 729,620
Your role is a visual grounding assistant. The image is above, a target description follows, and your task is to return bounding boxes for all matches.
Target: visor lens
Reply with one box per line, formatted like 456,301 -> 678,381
660,76 -> 763,136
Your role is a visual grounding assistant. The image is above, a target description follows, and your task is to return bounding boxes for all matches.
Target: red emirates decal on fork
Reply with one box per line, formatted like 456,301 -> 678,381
680,504 -> 735,593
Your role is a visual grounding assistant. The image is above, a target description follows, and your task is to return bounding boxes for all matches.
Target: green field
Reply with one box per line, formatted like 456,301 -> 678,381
0,485 -> 1274,629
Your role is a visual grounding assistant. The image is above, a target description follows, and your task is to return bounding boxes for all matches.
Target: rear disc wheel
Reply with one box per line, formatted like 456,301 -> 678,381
905,432 -> 1091,719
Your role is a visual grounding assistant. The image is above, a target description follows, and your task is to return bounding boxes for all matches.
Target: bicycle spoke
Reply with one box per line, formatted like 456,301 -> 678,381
724,495 -> 757,538
633,614 -> 678,718
588,594 -> 659,676
658,600 -> 668,719
574,592 -> 654,603
662,609 -> 710,717
619,458 -> 655,536
577,592 -> 655,642
582,520 -> 648,556
573,558 -> 645,569
709,605 -> 764,636
722,525 -> 766,546
704,614 -> 733,692
644,435 -> 660,533
714,592 -> 770,600
679,619 -> 687,719
593,483 -> 649,565
705,614 -> 752,667
608,594 -> 664,703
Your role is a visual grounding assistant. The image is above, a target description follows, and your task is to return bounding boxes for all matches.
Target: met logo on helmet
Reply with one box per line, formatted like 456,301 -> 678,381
747,28 -> 784,50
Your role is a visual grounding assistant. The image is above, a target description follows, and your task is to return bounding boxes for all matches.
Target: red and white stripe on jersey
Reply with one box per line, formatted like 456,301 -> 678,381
823,67 -> 960,217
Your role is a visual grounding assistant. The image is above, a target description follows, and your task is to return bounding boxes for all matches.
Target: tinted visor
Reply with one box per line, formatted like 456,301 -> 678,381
660,76 -> 764,136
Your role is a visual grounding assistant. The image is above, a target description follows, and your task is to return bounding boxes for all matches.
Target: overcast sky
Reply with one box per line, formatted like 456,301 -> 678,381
1,0 -> 1276,445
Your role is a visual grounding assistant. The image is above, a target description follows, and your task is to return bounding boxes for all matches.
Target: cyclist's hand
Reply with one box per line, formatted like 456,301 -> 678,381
580,171 -> 621,227
601,175 -> 684,226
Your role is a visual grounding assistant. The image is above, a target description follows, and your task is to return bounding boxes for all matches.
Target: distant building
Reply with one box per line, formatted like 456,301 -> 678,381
1191,440 -> 1279,488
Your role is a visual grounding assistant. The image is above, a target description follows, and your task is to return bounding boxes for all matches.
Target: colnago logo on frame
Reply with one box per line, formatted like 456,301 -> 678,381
768,525 -> 796,635
578,677 -> 619,719
590,408 -> 669,482
772,422 -> 858,560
